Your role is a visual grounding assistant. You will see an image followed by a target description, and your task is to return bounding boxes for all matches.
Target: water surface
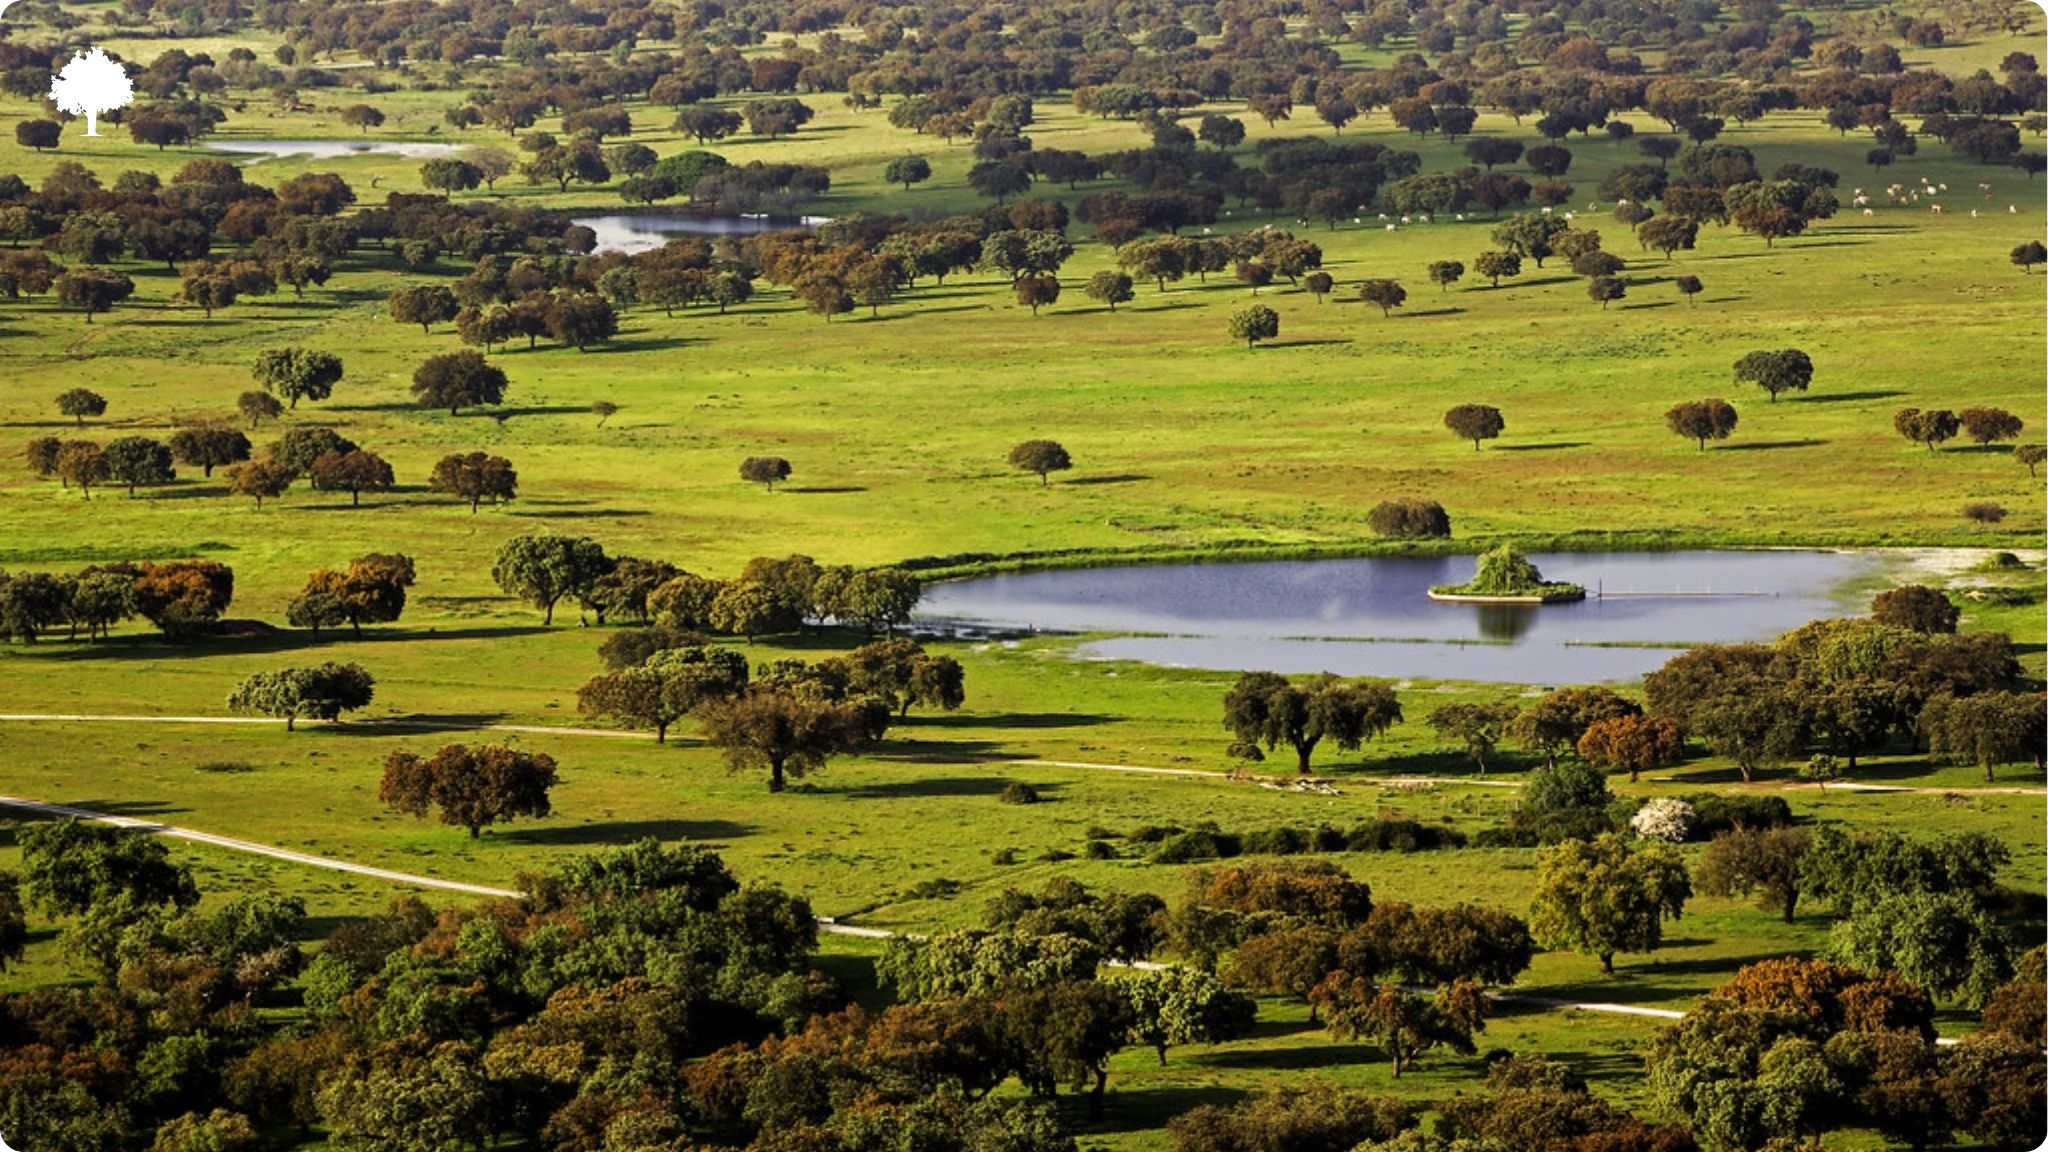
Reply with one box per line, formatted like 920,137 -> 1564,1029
203,138 -> 464,161
573,212 -> 825,253
917,551 -> 1883,683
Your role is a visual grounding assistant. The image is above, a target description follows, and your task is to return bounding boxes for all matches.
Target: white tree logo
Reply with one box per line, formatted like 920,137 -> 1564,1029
50,47 -> 133,137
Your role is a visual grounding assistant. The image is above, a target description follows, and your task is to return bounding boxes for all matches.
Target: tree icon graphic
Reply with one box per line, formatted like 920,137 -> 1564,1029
49,47 -> 133,137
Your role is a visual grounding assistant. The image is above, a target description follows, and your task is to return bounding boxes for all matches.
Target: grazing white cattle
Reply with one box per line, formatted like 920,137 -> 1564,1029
1863,208 -> 1875,216
1970,209 -> 1978,218
1563,211 -> 1575,220
1454,213 -> 1466,221
1353,217 -> 1362,224
1379,213 -> 1389,220
1541,206 -> 1553,215
2012,205 -> 2019,214
1930,204 -> 1943,214
1386,223 -> 1397,231
1401,215 -> 1412,224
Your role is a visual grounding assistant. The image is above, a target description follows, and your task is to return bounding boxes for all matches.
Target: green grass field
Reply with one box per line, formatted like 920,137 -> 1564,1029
0,7 -> 2043,1146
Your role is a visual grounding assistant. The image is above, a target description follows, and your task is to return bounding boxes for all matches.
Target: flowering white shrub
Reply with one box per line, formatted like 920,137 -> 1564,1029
1630,797 -> 1694,843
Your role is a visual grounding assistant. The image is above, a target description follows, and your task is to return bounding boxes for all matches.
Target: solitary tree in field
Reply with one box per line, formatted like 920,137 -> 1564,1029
1587,275 -> 1626,309
1228,304 -> 1279,348
1474,250 -> 1521,287
224,459 -> 294,507
1576,715 -> 1685,783
1959,407 -> 2024,447
1893,407 -> 1960,451
380,744 -> 557,837
2012,241 -> 2047,273
1426,261 -> 1464,292
168,425 -> 250,477
740,456 -> 793,492
1014,274 -> 1060,315
492,532 -> 611,625
56,268 -> 134,322
253,348 -> 344,409
577,645 -> 749,742
1666,399 -> 1738,450
340,104 -> 385,133
1443,404 -> 1505,451
592,400 -> 618,427
237,390 -> 284,430
1008,439 -> 1072,486
1733,349 -> 1814,403
2015,443 -> 2046,477
309,450 -> 395,506
1696,828 -> 1811,923
1223,670 -> 1403,774
429,451 -> 516,512
696,685 -> 880,792
411,351 -> 507,415
55,388 -> 106,426
388,284 -> 460,333
1085,270 -> 1135,311
1428,701 -> 1519,774
49,49 -> 132,137
55,441 -> 108,499
226,662 -> 375,730
1674,275 -> 1703,304
102,436 -> 175,495
885,155 -> 932,190
1359,279 -> 1406,317
1304,271 -> 1334,301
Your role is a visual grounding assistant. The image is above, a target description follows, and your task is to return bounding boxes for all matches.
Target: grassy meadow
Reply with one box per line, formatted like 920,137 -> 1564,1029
0,6 -> 2043,1146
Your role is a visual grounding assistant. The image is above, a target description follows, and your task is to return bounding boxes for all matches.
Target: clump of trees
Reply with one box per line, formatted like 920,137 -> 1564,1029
287,554 -> 415,637
1367,498 -> 1450,538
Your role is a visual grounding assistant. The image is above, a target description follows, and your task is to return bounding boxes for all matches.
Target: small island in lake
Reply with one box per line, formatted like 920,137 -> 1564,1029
1428,544 -> 1587,604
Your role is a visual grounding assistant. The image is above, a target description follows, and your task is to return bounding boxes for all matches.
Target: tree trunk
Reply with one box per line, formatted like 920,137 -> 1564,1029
770,759 -> 786,792
542,600 -> 555,625
656,722 -> 667,744
469,825 -> 480,838
1599,952 -> 1613,973
1295,741 -> 1314,774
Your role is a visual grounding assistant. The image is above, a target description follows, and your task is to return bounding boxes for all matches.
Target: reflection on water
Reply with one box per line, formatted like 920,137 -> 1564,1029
1474,604 -> 1536,643
917,551 -> 1882,684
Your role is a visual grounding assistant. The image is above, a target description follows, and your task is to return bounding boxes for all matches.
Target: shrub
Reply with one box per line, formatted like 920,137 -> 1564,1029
1344,818 -> 1467,852
1962,501 -> 2008,525
1150,827 -> 1241,864
999,781 -> 1041,805
991,848 -> 1020,865
1126,824 -> 1184,843
1629,797 -> 1695,842
1241,826 -> 1312,856
1367,498 -> 1452,539
1083,839 -> 1118,860
1686,793 -> 1792,839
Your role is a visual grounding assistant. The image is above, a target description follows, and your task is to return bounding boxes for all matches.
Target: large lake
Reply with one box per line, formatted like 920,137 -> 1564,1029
573,213 -> 825,253
916,551 -> 1888,683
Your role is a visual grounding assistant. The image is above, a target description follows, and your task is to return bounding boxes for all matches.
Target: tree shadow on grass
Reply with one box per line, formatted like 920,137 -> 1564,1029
586,337 -> 699,354
1495,441 -> 1589,452
467,405 -> 585,418
1800,390 -> 1907,404
321,712 -> 510,736
1264,337 -> 1355,347
913,711 -> 1115,730
1404,306 -> 1464,317
783,485 -> 868,494
16,624 -> 556,663
500,818 -> 755,845
28,798 -> 189,820
325,401 -> 421,413
1720,439 -> 1827,451
855,739 -> 1014,765
1064,473 -> 1149,486
834,776 -> 1062,800
509,507 -> 653,519
1189,1040 -> 1383,1070
1620,301 -> 1675,310
1064,1085 -> 1247,1136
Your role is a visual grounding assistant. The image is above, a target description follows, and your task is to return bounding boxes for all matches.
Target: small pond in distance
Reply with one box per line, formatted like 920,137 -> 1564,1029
202,139 -> 465,161
915,551 -> 1887,683
573,213 -> 825,253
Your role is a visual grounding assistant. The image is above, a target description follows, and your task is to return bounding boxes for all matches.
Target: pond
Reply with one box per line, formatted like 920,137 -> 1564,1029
202,139 -> 466,161
573,212 -> 825,254
915,551 -> 1890,684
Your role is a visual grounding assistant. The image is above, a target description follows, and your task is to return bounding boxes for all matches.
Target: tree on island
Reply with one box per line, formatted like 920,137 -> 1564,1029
1434,544 -> 1581,599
